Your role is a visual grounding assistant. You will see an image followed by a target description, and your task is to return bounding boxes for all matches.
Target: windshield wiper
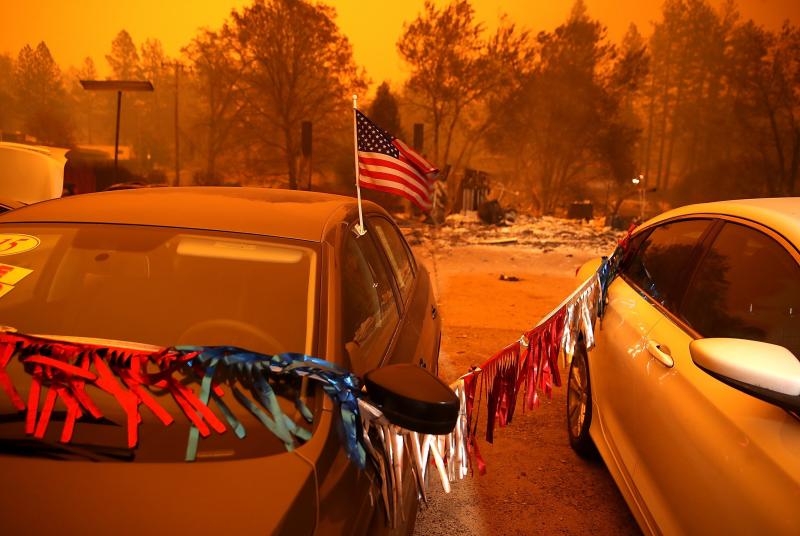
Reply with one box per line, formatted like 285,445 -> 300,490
0,438 -> 135,462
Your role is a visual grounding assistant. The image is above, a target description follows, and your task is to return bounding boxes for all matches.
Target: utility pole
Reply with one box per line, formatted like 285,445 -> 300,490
301,121 -> 312,190
114,90 -> 122,179
174,63 -> 181,186
162,61 -> 184,186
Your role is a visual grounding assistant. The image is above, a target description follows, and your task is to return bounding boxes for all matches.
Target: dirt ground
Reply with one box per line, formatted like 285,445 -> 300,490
411,244 -> 640,536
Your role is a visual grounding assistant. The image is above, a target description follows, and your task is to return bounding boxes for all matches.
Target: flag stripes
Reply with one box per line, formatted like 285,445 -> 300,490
355,109 -> 438,211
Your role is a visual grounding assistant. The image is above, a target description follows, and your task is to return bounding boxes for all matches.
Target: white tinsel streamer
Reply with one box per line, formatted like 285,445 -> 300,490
358,265 -> 607,528
561,272 -> 602,367
357,376 -> 470,527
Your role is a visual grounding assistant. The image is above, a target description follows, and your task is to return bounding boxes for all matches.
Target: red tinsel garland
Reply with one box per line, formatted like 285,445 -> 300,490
0,332 -> 219,448
455,226 -> 635,477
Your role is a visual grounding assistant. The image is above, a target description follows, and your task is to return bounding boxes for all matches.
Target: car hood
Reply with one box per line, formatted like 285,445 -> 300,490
0,451 -> 317,535
0,143 -> 65,204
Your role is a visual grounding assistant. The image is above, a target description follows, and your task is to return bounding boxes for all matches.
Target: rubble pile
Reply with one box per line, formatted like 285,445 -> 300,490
407,213 -> 619,256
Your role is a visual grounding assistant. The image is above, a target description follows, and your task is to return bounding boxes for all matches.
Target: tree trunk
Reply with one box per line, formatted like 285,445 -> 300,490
655,38 -> 673,190
643,76 -> 657,182
789,128 -> 799,195
662,75 -> 684,191
762,88 -> 787,194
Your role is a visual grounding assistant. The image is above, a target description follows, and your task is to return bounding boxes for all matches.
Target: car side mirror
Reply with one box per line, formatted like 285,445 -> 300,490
364,364 -> 459,435
690,338 -> 800,413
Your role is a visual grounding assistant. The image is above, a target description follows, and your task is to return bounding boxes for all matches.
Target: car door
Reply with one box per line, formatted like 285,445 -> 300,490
631,219 -> 800,535
367,215 -> 440,373
339,223 -> 401,377
315,223 -> 403,535
592,219 -> 714,512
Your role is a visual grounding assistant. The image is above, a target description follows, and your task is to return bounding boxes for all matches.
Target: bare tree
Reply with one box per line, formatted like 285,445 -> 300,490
184,25 -> 247,183
398,0 -> 533,207
232,0 -> 366,189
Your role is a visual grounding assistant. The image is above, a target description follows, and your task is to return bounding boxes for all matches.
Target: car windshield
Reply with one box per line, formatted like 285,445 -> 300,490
0,223 -> 317,352
0,222 -> 319,462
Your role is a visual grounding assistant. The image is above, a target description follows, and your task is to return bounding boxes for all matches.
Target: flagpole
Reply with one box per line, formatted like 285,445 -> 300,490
352,94 -> 366,236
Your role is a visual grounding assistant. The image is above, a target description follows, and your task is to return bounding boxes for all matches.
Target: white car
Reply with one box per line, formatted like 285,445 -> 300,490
568,198 -> 800,535
0,142 -> 65,203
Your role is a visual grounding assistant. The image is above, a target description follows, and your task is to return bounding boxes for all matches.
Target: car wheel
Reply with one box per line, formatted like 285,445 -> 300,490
567,341 -> 596,458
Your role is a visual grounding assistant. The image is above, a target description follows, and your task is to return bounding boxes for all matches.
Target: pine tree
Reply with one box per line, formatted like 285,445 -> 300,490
368,82 -> 403,138
106,30 -> 142,79
14,42 -> 73,144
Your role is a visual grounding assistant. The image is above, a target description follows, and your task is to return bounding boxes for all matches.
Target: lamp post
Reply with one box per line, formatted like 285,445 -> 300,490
80,80 -> 154,182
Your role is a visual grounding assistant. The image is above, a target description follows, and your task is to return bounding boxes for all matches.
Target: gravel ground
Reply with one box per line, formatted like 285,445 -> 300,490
410,243 -> 640,536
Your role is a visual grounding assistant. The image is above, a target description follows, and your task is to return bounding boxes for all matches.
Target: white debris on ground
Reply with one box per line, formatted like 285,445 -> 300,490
404,212 -> 620,256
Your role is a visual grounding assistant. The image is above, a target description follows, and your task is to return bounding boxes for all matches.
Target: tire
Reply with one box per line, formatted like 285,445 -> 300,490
567,342 -> 596,458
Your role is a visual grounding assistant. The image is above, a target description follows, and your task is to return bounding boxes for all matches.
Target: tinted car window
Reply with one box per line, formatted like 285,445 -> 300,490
341,229 -> 399,375
681,223 -> 800,357
622,219 -> 711,311
369,217 -> 415,301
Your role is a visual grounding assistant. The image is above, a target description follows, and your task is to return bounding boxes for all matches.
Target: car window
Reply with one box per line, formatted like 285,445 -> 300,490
369,216 -> 415,302
621,219 -> 711,312
0,223 -> 317,355
680,222 -> 800,357
341,228 -> 400,375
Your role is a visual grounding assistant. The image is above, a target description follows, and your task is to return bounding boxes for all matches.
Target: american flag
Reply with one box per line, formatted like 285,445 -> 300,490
356,110 -> 438,211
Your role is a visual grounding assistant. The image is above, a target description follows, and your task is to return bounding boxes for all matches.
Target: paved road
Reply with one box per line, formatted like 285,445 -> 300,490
412,245 -> 640,536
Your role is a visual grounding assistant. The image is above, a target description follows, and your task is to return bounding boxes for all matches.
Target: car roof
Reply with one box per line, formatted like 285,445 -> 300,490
642,197 -> 800,249
0,186 -> 364,242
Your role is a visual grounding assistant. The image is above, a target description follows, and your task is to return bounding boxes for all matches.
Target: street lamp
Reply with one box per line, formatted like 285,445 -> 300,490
79,80 -> 154,182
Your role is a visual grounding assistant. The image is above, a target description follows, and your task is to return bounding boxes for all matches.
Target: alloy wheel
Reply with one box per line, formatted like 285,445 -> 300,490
567,354 -> 588,439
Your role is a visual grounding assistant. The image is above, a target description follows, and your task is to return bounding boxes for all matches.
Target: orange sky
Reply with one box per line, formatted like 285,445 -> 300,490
2,0 -> 798,88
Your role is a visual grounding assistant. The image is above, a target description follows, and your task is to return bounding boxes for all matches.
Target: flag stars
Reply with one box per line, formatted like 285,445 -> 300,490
356,110 -> 399,157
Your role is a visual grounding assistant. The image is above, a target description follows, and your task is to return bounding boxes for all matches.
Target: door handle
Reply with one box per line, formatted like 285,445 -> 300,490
646,340 -> 674,368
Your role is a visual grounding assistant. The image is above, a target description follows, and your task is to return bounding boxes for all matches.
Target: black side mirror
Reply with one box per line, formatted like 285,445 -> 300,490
364,364 -> 459,435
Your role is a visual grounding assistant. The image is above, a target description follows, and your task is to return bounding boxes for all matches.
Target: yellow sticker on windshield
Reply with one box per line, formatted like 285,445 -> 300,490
0,264 -> 32,285
0,282 -> 14,299
0,234 -> 40,256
